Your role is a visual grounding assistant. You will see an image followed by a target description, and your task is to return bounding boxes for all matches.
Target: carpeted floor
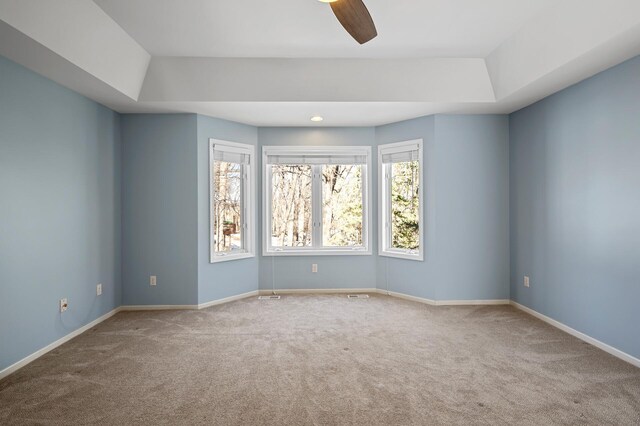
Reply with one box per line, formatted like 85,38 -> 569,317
1,294 -> 639,425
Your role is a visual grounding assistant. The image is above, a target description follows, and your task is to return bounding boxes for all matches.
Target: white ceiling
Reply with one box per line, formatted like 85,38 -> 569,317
1,0 -> 640,127
93,0 -> 555,58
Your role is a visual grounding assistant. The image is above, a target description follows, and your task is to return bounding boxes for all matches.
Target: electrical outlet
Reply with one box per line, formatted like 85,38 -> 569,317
60,298 -> 68,313
150,275 -> 157,286
524,276 -> 530,288
97,283 -> 102,296
312,264 -> 318,273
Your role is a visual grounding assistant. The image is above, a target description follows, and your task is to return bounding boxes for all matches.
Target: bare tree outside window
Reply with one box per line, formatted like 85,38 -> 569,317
271,165 -> 313,247
322,165 -> 363,247
391,161 -> 420,250
213,160 -> 243,253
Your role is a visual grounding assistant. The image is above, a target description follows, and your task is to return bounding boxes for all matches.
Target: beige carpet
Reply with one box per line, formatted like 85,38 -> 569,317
1,294 -> 639,425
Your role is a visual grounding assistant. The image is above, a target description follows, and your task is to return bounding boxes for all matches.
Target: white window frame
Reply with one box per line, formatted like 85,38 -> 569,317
378,139 -> 424,261
262,145 -> 372,256
210,139 -> 255,263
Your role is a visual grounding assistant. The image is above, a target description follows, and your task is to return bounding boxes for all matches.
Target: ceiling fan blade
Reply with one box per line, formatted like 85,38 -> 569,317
330,0 -> 377,44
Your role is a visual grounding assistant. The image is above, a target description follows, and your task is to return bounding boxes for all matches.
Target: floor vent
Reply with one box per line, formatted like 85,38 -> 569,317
347,294 -> 370,299
258,295 -> 281,300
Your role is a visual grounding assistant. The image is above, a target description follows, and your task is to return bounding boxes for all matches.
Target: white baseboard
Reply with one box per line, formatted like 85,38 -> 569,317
0,307 -> 121,381
375,289 -> 509,306
510,301 -> 640,369
375,289 -> 438,305
257,288 -> 508,306
198,291 -> 259,309
435,299 -> 511,306
120,291 -> 259,311
119,305 -> 199,311
259,288 -> 377,295
259,288 -> 509,306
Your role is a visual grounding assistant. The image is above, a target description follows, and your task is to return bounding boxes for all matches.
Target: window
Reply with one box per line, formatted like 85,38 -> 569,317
379,139 -> 424,261
210,139 -> 255,263
263,146 -> 372,255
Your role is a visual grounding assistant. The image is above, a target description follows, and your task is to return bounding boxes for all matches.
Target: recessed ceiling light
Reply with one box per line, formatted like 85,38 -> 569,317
310,116 -> 324,122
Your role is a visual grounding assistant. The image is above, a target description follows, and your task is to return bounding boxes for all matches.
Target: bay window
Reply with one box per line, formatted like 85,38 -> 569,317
210,139 -> 255,263
263,146 -> 372,255
379,139 -> 424,261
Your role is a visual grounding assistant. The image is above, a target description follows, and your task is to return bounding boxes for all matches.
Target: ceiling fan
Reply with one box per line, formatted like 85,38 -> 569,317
319,0 -> 378,44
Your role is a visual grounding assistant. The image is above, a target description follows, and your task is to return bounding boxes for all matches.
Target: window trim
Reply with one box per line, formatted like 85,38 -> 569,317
209,139 -> 256,263
378,139 -> 424,261
262,145 -> 373,256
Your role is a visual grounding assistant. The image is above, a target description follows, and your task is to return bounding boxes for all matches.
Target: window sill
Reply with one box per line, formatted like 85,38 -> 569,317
263,249 -> 372,257
210,252 -> 255,264
379,250 -> 423,261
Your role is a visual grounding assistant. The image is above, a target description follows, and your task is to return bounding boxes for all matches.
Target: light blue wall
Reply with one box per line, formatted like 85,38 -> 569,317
197,115 -> 259,303
257,127 -> 379,290
121,114 -> 198,305
433,115 -> 510,300
0,56 -> 122,372
510,56 -> 640,358
376,115 -> 510,301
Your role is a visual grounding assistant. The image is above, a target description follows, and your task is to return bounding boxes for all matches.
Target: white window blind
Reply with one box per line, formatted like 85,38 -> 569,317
265,153 -> 367,165
380,144 -> 420,164
213,146 -> 250,165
